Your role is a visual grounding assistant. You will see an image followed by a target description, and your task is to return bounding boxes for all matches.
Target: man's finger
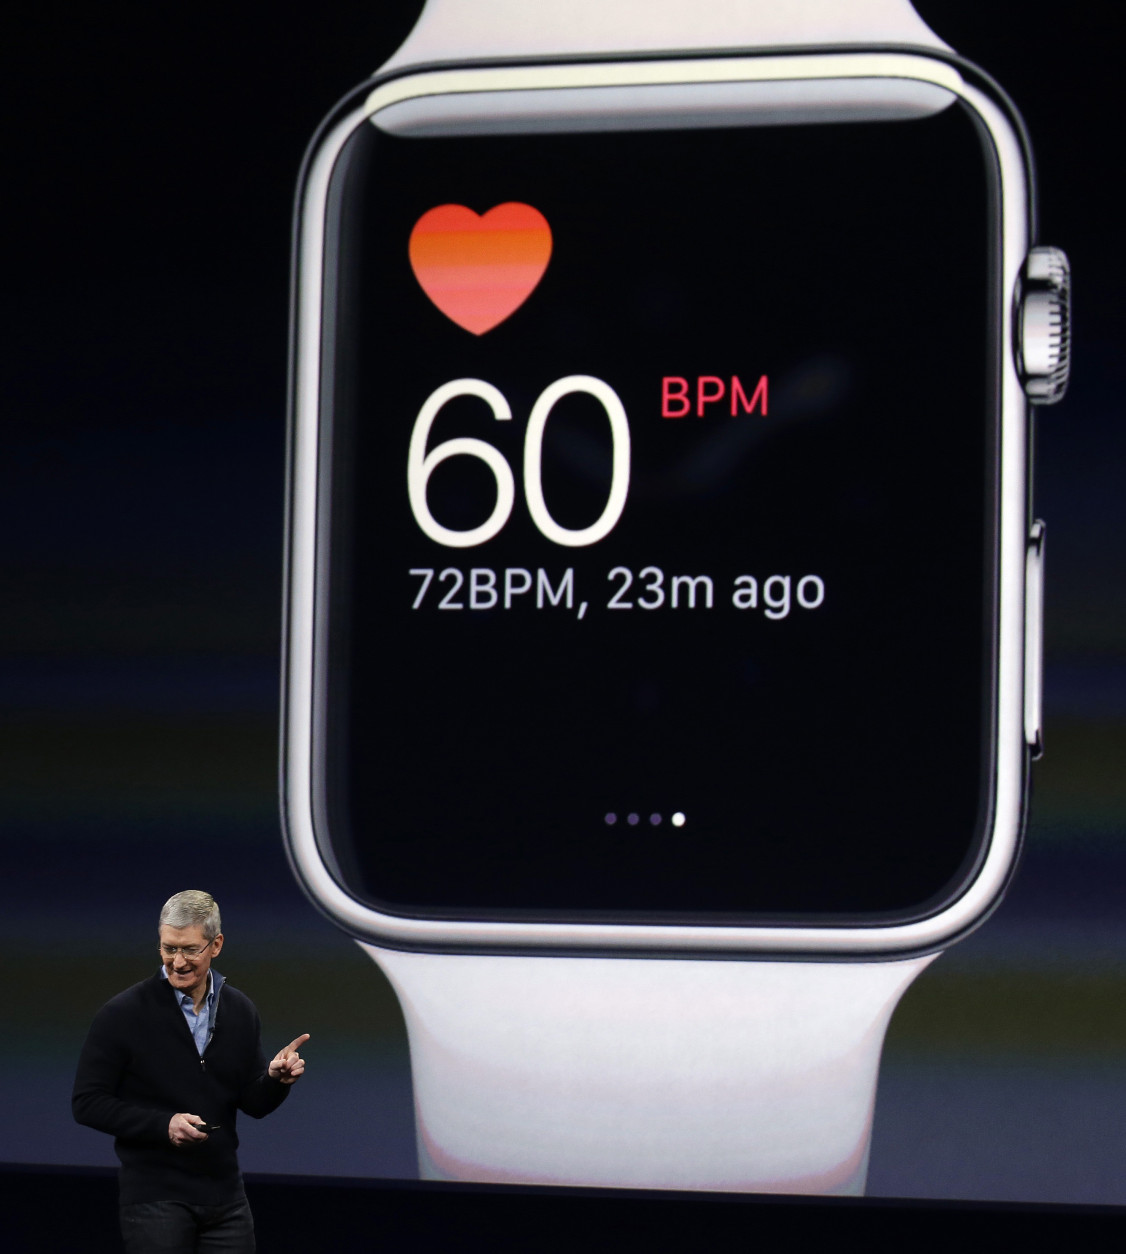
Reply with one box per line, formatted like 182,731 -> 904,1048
285,1033 -> 311,1052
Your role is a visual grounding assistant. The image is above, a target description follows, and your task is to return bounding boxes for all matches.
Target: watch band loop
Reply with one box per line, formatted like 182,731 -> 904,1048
382,0 -> 948,72
367,944 -> 934,1193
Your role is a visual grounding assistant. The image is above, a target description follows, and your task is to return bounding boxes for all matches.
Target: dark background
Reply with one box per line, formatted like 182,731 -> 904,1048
4,0 -> 1126,1219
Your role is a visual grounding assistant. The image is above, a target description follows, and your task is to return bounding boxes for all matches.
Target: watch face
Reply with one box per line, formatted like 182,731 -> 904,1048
305,76 -> 1001,925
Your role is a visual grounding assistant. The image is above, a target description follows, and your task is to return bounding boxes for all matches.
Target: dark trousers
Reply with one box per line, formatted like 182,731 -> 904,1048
119,1196 -> 255,1253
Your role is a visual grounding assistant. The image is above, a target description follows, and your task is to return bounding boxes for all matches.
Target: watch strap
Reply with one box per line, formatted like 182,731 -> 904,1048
367,944 -> 934,1193
382,0 -> 948,71
369,0 -> 946,1200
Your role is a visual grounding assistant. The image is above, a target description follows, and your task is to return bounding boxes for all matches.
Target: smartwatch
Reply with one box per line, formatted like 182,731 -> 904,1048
283,0 -> 1071,1194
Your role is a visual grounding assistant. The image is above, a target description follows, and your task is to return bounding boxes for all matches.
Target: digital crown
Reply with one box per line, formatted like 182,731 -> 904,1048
1017,246 -> 1071,405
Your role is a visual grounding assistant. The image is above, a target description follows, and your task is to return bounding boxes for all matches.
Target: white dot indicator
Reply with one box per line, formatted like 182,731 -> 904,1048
671,812 -> 686,827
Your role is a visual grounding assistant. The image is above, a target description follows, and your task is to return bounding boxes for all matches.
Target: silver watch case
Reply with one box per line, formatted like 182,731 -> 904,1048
285,48 -> 1035,960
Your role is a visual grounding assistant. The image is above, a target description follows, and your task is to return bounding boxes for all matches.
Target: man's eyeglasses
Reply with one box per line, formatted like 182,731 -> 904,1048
160,943 -> 213,960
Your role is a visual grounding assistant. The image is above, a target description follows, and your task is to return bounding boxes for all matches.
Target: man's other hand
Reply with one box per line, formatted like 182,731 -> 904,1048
169,1113 -> 209,1146
269,1033 -> 310,1085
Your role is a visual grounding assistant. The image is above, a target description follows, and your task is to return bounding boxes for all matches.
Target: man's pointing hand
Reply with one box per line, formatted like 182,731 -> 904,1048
269,1033 -> 310,1085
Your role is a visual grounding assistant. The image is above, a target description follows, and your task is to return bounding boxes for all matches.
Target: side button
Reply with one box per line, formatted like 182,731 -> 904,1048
1025,521 -> 1045,758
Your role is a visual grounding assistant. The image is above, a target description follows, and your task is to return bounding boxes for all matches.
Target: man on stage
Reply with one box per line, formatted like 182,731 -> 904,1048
73,890 -> 309,1252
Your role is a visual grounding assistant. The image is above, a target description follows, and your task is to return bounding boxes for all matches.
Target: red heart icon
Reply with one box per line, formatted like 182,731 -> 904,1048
408,203 -> 553,336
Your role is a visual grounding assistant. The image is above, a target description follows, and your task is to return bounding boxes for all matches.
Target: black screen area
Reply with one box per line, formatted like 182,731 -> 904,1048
316,101 -> 996,922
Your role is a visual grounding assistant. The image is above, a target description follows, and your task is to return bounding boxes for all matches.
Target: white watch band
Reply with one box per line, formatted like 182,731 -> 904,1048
367,944 -> 935,1193
366,0 -> 948,1199
381,0 -> 948,72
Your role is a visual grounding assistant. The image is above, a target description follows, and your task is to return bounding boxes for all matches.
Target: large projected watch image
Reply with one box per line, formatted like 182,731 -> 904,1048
285,5 -> 1071,1196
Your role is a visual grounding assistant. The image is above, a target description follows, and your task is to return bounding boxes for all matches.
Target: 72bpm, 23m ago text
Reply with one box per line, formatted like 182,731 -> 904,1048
408,566 -> 826,621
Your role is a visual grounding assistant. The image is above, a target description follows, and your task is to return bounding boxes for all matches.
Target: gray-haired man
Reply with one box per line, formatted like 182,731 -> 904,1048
73,890 -> 309,1252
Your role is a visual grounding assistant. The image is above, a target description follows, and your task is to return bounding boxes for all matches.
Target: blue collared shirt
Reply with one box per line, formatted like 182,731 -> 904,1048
160,965 -> 224,1055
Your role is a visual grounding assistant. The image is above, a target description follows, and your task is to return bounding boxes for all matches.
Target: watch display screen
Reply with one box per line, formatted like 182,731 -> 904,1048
312,90 -> 997,923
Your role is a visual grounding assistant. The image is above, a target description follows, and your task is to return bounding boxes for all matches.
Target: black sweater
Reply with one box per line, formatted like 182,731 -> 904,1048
73,972 -> 288,1205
